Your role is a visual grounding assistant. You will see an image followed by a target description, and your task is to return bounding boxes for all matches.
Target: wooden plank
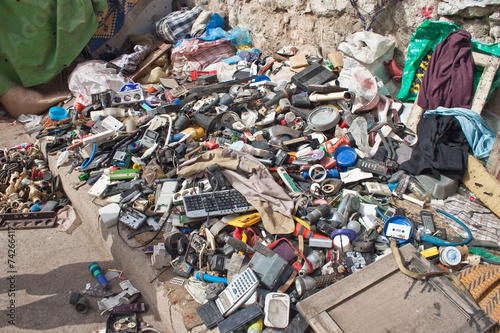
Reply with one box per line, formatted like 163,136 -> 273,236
462,154 -> 500,217
472,52 -> 492,67
471,54 -> 500,114
130,43 -> 172,81
299,244 -> 495,333
406,53 -> 499,131
486,129 -> 500,180
309,312 -> 343,333
297,245 -> 413,318
405,94 -> 425,133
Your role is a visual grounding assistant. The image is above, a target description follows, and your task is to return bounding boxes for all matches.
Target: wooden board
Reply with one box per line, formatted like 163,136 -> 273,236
297,244 -> 496,333
471,53 -> 500,114
405,94 -> 424,133
130,43 -> 172,81
462,154 -> 500,217
486,129 -> 500,180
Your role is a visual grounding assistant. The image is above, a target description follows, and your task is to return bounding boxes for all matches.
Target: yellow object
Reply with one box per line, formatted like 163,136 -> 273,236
227,213 -> 261,228
293,216 -> 311,230
182,125 -> 205,141
420,246 -> 439,258
238,231 -> 248,255
236,45 -> 252,51
247,318 -> 263,333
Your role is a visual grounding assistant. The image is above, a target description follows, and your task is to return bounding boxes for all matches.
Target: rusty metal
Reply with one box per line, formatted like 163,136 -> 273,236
0,211 -> 57,230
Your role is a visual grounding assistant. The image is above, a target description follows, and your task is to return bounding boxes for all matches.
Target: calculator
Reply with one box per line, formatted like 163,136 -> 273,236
215,267 -> 259,316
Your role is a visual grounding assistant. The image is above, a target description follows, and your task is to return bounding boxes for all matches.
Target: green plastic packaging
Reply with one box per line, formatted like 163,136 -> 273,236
398,20 -> 500,102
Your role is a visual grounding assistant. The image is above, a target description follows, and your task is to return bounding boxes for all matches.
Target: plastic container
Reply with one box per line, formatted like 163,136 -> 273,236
383,216 -> 414,245
408,177 -> 431,202
333,146 -> 357,171
49,107 -> 69,121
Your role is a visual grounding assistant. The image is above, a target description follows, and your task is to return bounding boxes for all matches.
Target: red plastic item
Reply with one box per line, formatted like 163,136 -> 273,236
320,156 -> 337,169
293,223 -> 329,239
9,142 -> 34,150
205,140 -> 219,150
338,120 -> 348,129
190,70 -> 217,81
325,133 -> 355,157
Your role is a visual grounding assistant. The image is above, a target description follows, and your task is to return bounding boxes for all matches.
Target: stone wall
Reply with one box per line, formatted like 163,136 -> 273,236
175,0 -> 500,115
181,0 -> 498,59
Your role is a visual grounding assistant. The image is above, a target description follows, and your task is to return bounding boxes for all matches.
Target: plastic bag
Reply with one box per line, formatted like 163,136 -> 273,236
17,114 -> 43,128
198,27 -> 230,41
398,20 -> 500,102
229,26 -> 252,47
68,61 -> 128,100
206,13 -> 225,30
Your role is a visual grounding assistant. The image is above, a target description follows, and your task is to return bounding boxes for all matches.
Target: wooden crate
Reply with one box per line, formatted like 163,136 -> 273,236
297,244 -> 496,333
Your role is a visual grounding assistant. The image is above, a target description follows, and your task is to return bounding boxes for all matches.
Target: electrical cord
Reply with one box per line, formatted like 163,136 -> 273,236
80,142 -> 96,169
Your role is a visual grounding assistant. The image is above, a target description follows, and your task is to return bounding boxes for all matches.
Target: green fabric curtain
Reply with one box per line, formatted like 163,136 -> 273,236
0,0 -> 107,95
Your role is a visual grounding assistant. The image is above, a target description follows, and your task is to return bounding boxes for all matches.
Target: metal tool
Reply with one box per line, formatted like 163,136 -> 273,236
67,160 -> 79,174
73,182 -> 86,190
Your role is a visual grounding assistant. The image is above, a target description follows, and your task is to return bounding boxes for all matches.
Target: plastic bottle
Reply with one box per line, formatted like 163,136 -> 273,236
408,177 -> 431,203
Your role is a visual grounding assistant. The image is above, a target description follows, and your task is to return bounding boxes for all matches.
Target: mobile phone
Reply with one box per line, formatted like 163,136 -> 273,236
420,210 -> 435,234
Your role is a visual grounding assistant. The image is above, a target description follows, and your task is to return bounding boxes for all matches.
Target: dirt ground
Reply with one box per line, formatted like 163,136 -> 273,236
0,117 -> 165,333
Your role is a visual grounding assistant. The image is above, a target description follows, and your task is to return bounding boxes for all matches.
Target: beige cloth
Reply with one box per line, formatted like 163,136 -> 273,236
0,75 -> 70,118
177,148 -> 295,234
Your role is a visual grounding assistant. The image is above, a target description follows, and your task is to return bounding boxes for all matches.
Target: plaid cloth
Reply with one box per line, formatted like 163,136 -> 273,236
171,39 -> 236,75
443,194 -> 500,243
111,44 -> 151,75
155,6 -> 202,43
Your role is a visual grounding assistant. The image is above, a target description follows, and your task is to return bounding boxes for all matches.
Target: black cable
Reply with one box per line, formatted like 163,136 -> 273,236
116,205 -> 174,249
104,129 -> 144,167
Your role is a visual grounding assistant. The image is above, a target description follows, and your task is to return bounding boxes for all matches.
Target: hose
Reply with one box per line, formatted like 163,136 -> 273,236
419,209 -> 473,247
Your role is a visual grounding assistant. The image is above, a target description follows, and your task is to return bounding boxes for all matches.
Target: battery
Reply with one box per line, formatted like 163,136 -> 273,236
309,237 -> 334,248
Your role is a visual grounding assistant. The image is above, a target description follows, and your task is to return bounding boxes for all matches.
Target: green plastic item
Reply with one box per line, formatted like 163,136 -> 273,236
398,20 -> 500,103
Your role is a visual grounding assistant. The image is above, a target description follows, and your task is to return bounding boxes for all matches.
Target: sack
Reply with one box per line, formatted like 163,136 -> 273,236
155,6 -> 202,43
171,39 -> 236,76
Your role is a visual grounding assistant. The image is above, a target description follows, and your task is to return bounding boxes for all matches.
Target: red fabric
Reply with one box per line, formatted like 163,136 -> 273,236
383,59 -> 403,83
417,30 -> 474,111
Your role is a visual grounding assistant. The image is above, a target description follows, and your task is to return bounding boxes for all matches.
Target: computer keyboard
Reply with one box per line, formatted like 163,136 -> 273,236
183,188 -> 254,218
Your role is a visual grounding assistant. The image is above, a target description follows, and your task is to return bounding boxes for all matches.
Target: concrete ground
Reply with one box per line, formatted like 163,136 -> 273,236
0,118 -> 167,332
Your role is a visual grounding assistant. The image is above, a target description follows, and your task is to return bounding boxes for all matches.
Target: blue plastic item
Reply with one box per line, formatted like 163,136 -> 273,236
199,27 -> 230,41
254,75 -> 271,82
49,107 -> 68,121
30,203 -> 42,212
419,209 -> 472,246
88,262 -> 108,287
302,169 -> 339,179
195,271 -> 228,284
206,13 -> 225,30
333,146 -> 357,171
229,26 -> 252,46
383,216 -> 414,245
119,83 -> 141,92
330,228 -> 357,242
